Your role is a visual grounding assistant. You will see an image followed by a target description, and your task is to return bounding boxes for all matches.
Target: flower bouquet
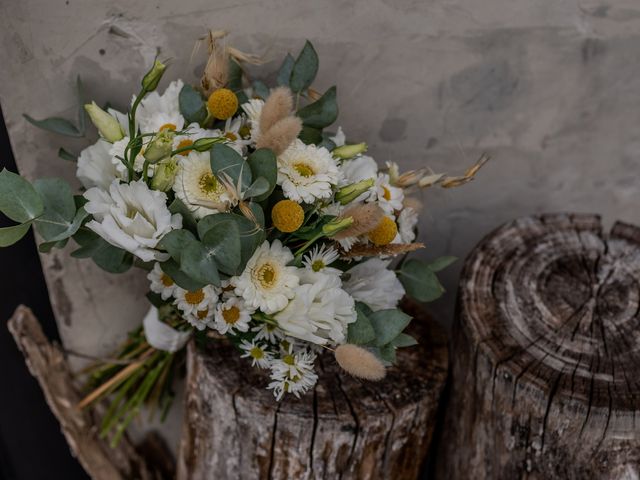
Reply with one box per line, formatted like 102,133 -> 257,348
1,32 -> 486,445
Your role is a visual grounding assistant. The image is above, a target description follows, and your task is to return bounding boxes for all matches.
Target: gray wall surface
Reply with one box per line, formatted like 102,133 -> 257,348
2,0 -> 640,451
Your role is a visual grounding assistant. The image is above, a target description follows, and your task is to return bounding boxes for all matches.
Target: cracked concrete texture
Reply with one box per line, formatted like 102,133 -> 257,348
2,0 -> 640,451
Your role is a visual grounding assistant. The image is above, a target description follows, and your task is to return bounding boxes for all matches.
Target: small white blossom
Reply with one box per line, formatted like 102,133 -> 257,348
240,339 -> 273,368
147,262 -> 177,300
302,244 -> 341,275
174,285 -> 219,331
268,346 -> 318,400
212,296 -> 252,335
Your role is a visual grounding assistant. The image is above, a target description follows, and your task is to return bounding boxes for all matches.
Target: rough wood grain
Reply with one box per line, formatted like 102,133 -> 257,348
438,213 -> 640,479
7,305 -> 166,480
177,301 -> 448,480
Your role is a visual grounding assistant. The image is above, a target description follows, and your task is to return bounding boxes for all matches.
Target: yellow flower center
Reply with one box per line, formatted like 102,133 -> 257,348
255,262 -> 278,289
283,354 -> 295,366
207,88 -> 238,120
222,306 -> 240,324
185,289 -> 205,305
177,139 -> 194,156
367,216 -> 398,246
382,186 -> 392,201
224,131 -> 238,142
159,123 -> 177,132
197,309 -> 209,319
294,162 -> 314,178
239,125 -> 251,139
311,260 -> 325,272
160,274 -> 174,287
199,173 -> 219,194
271,199 -> 304,233
250,346 -> 264,359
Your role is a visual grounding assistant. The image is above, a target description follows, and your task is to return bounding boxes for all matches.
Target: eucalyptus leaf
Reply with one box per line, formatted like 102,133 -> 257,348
290,41 -> 319,93
347,302 -> 376,345
37,207 -> 87,246
428,256 -> 457,272
277,53 -> 295,87
391,333 -> 418,347
398,259 -> 446,302
39,238 -> 69,253
228,58 -> 244,92
76,75 -> 86,135
0,169 -> 44,223
58,148 -> 77,162
169,198 -> 197,231
179,85 -> 207,125
243,177 -> 270,199
158,229 -> 199,262
33,178 -> 77,241
92,244 -> 133,274
299,126 -> 323,145
247,148 -> 277,201
252,80 -> 270,100
160,259 -> 205,291
180,242 -> 221,286
0,222 -> 32,247
368,309 -> 412,347
201,220 -> 241,276
23,114 -> 83,137
210,143 -> 252,191
378,343 -> 397,364
297,86 -> 338,129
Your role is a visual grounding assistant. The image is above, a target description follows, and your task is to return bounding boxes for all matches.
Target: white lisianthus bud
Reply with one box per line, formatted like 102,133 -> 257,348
151,157 -> 179,192
192,137 -> 224,152
322,216 -> 354,237
84,102 -> 125,142
144,130 -> 175,164
332,142 -> 367,159
335,178 -> 375,205
141,59 -> 168,93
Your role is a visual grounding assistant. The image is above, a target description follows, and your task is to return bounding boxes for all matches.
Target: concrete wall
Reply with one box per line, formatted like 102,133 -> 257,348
2,0 -> 640,450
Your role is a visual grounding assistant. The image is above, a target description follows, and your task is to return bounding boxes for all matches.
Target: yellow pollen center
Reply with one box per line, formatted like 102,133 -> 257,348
239,125 -> 251,138
224,131 -> 238,141
177,139 -> 194,156
184,289 -> 205,305
222,306 -> 240,324
311,260 -> 325,272
160,274 -> 174,287
197,309 -> 209,319
294,163 -> 314,178
283,354 -> 295,366
159,123 -> 177,132
250,346 -> 264,359
382,186 -> 392,201
256,263 -> 277,289
199,173 -> 219,194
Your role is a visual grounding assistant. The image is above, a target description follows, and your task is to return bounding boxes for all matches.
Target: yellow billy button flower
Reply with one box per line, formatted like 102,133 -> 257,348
207,88 -> 238,120
332,142 -> 367,159
367,216 -> 398,246
271,200 -> 304,233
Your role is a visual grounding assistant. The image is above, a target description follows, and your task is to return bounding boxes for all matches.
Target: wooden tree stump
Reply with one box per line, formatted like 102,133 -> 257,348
177,301 -> 448,480
438,213 -> 640,479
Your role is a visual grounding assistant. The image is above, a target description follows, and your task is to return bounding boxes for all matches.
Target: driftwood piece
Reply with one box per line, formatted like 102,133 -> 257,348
438,213 -> 640,479
7,305 -> 166,480
177,301 -> 448,480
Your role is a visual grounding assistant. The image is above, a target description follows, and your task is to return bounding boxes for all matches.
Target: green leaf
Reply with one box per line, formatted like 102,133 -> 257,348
160,259 -> 205,291
0,222 -> 32,247
277,54 -> 295,87
180,241 -> 221,286
398,258 -> 446,302
391,333 -> 418,347
210,143 -> 252,191
33,178 -> 77,241
169,198 -> 197,231
70,229 -> 105,258
38,207 -> 87,247
347,302 -> 376,345
247,148 -> 277,201
0,169 -> 44,223
243,177 -> 270,199
201,220 -> 241,276
252,80 -> 270,99
299,126 -> 323,145
428,256 -> 457,272
38,238 -> 69,253
228,59 -> 244,92
378,343 -> 397,364
93,244 -> 133,273
58,148 -> 76,162
290,41 -> 319,93
158,229 -> 199,262
179,84 -> 207,125
76,75 -> 86,136
368,309 -> 412,347
23,114 -> 83,137
297,86 -> 338,129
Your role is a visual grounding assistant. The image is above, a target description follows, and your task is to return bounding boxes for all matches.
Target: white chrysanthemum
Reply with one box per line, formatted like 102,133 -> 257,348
268,346 -> 318,400
83,180 -> 182,262
174,285 -> 218,330
302,244 -> 341,275
275,270 -> 356,345
147,262 -> 177,300
252,322 -> 285,343
172,150 -> 235,219
76,139 -> 120,189
342,258 -> 405,311
213,296 -> 252,335
232,240 -> 300,314
329,126 -> 345,147
109,137 -> 150,179
339,155 -> 378,185
242,98 -> 264,142
371,173 -> 404,214
240,339 -> 273,368
398,207 -> 418,243
277,139 -> 341,204
134,79 -> 185,133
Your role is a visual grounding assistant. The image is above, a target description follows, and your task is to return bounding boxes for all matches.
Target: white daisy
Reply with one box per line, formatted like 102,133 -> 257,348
232,240 -> 300,314
221,116 -> 251,154
76,139 -> 121,189
275,270 -> 356,345
342,258 -> 405,311
212,296 -> 252,335
252,322 -> 285,343
277,139 -> 341,204
371,173 -> 404,214
239,339 -> 273,368
173,285 -> 218,330
172,150 -> 235,219
147,262 -> 177,300
268,346 -> 318,400
242,98 -> 264,142
134,79 -> 185,134
398,207 -> 418,243
302,244 -> 341,275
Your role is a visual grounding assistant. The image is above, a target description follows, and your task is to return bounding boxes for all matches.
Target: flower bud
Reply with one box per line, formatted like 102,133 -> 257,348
332,142 -> 367,159
192,137 -> 223,152
141,59 -> 167,93
335,178 -> 375,205
151,157 -> 179,192
322,216 -> 354,237
144,130 -> 175,164
84,102 -> 125,142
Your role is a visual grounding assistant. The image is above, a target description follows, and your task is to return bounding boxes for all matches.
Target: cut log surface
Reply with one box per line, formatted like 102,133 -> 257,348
439,214 -> 640,479
177,301 -> 448,480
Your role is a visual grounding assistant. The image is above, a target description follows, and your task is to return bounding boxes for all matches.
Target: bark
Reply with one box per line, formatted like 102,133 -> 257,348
7,305 -> 168,480
438,213 -> 640,479
177,300 -> 448,480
